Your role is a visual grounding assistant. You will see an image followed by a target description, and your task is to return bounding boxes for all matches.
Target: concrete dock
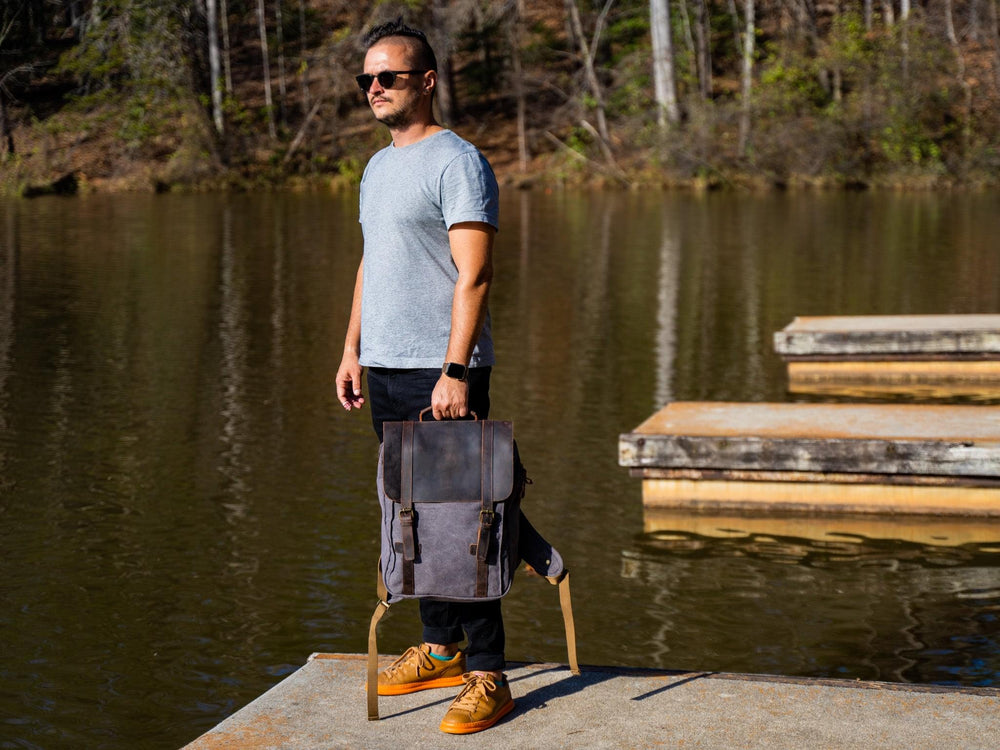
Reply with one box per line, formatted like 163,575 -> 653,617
774,314 -> 1000,357
619,402 -> 1000,515
183,653 -> 1000,749
773,315 -> 1000,397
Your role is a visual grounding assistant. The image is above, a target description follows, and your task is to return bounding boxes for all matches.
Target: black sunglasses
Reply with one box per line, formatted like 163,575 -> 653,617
355,69 -> 428,92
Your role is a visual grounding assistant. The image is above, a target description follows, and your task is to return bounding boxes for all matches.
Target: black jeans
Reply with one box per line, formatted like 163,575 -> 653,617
367,366 -> 505,672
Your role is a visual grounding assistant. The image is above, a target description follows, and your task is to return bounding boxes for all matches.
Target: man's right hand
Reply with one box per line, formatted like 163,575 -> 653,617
336,353 -> 365,411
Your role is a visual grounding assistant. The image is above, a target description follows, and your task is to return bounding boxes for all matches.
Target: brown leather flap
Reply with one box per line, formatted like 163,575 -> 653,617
383,419 -> 514,503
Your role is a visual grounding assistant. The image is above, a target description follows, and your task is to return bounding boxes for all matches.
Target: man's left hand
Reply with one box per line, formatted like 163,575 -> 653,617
431,374 -> 470,421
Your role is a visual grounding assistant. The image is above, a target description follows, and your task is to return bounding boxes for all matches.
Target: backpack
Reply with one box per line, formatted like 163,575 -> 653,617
366,414 -> 579,720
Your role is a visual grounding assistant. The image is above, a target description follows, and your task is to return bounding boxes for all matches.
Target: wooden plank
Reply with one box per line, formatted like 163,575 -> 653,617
786,360 -> 1000,398
632,467 -> 1000,488
641,508 -> 1000,547
787,360 -> 1000,383
787,382 -> 1000,400
639,477 -> 1000,517
774,314 -> 1000,358
619,402 -> 1000,478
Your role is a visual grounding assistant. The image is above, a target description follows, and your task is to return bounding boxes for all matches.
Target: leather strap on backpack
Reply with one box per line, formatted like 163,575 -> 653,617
547,570 -> 580,675
367,569 -> 391,720
399,421 -> 415,596
474,420 -> 494,597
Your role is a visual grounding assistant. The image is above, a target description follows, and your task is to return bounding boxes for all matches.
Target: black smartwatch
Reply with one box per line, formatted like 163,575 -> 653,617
442,362 -> 468,381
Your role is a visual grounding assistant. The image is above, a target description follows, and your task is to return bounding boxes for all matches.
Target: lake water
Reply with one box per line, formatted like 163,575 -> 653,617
1,190 -> 999,749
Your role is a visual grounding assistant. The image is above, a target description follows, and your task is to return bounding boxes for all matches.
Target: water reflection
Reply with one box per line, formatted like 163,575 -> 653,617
654,211 -> 679,408
218,205 -> 252,509
0,203 -> 14,496
1,190 -> 1000,749
623,523 -> 1000,686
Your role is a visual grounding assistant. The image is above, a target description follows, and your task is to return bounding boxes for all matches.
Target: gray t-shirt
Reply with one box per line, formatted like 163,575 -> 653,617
358,129 -> 499,369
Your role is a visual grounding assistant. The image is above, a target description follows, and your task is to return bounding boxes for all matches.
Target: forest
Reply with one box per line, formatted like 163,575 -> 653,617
2,0 -> 1000,195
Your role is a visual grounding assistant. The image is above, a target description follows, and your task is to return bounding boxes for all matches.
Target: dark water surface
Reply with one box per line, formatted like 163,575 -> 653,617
1,191 -> 999,749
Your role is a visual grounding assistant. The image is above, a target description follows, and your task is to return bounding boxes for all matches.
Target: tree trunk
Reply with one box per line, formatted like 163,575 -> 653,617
298,0 -> 310,117
988,0 -> 1000,89
737,0 -> 754,157
438,57 -> 456,125
29,0 -> 46,44
221,0 -> 233,93
695,0 -> 712,97
650,0 -> 680,127
882,0 -> 895,27
727,0 -> 744,59
67,0 -> 86,37
256,0 -> 277,139
968,0 -> 981,42
677,0 -> 699,88
431,0 -> 456,125
509,0 -> 529,172
565,0 -> 614,146
275,0 -> 288,129
945,0 -> 958,44
206,0 -> 224,134
945,0 -> 972,160
832,0 -> 842,102
901,0 -> 910,81
0,89 -> 14,157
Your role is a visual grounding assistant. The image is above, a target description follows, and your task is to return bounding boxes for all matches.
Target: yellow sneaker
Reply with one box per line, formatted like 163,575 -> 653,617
439,672 -> 514,734
377,644 -> 466,696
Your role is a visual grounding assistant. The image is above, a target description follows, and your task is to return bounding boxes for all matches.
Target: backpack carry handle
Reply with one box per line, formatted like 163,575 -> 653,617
418,406 -> 478,421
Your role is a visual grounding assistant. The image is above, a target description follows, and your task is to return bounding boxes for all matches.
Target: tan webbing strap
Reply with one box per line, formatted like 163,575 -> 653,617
548,570 -> 580,675
367,569 -> 391,720
475,421 -> 494,597
400,421 -> 415,595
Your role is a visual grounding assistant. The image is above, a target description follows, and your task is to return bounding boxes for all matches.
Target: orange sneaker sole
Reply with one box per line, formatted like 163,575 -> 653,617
439,699 -> 515,734
377,674 -> 466,696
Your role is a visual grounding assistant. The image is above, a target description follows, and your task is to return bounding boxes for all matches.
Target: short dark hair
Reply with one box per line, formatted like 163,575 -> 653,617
362,18 -> 438,72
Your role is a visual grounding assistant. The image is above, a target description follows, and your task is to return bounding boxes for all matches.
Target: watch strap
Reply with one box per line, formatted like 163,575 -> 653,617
442,362 -> 468,381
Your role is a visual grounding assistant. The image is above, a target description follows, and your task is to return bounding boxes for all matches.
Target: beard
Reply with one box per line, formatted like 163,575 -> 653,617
370,92 -> 421,129
374,108 -> 412,128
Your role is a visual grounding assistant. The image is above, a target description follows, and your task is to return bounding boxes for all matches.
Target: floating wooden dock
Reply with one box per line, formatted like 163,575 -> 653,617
619,402 -> 1000,516
773,314 -> 1000,397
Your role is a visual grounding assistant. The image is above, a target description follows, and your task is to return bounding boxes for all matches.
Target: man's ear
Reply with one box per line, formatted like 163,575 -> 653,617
424,70 -> 437,95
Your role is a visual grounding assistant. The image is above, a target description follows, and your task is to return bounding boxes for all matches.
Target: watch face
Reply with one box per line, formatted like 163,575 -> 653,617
443,363 -> 467,380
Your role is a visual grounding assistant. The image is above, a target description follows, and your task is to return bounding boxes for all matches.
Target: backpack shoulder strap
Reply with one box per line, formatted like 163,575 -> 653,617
367,568 -> 391,720
547,569 -> 580,675
520,512 -> 579,675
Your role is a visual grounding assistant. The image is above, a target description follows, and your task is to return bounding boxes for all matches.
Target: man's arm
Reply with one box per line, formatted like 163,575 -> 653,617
336,258 -> 366,411
431,222 -> 495,420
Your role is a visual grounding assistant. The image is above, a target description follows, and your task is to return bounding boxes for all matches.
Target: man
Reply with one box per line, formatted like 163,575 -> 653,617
334,19 -> 512,735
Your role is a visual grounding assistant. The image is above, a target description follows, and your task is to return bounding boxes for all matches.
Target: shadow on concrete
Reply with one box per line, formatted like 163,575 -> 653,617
510,665 -> 687,714
377,664 -> 712,724
631,671 -> 715,701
